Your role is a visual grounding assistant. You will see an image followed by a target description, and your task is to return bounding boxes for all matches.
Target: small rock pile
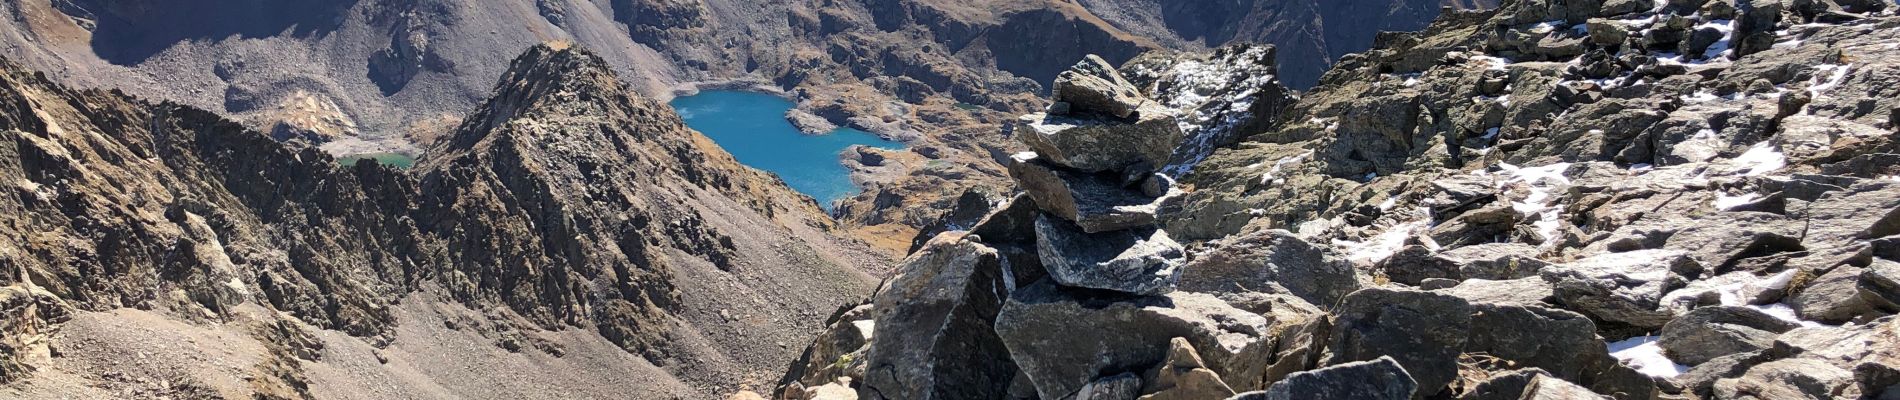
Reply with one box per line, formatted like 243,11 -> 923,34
1009,54 -> 1190,295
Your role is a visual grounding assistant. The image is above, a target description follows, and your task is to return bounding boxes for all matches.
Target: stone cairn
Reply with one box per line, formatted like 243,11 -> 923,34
1007,55 -> 1190,296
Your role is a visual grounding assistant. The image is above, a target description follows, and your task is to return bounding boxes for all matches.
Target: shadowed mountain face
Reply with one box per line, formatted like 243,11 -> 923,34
1076,0 -> 1501,88
69,0 -> 358,65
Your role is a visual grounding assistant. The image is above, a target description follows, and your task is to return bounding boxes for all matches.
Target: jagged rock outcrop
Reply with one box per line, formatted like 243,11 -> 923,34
994,282 -> 1277,399
0,45 -> 883,398
1324,288 -> 1473,398
856,236 -> 1016,400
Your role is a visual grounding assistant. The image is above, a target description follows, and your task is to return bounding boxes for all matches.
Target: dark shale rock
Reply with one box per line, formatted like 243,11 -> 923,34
1034,215 -> 1185,296
994,281 -> 1275,399
1324,288 -> 1473,398
1658,306 -> 1799,366
1176,230 -> 1362,308
859,237 -> 1017,400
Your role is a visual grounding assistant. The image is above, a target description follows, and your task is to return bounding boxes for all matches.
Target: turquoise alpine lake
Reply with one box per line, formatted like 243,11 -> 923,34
669,90 -> 905,209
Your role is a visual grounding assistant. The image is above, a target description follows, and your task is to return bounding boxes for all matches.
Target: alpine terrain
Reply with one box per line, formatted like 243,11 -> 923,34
2,0 -> 1899,399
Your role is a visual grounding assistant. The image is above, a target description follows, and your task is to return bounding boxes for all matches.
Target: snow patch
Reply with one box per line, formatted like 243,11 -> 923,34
1258,150 -> 1315,186
1608,336 -> 1689,378
1498,163 -> 1573,246
1333,207 -> 1436,266
1733,142 -> 1787,177
1807,64 -> 1852,99
1713,192 -> 1760,210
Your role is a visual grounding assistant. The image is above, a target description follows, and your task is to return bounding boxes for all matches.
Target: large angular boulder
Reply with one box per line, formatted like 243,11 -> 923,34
1035,215 -> 1185,296
859,237 -> 1017,400
1052,55 -> 1148,119
1077,372 -> 1143,400
1659,306 -> 1799,366
1791,265 -> 1875,324
1216,292 -> 1333,386
1712,359 -> 1859,399
1803,181 -> 1900,250
1015,108 -> 1186,174
1177,230 -> 1362,308
1862,259 -> 1900,311
1464,304 -> 1599,380
1324,288 -> 1474,398
1541,250 -> 1701,335
1439,278 -> 1556,308
1137,338 -> 1238,400
1444,243 -> 1552,281
1662,212 -> 1805,273
783,304 -> 875,389
1240,356 -> 1418,400
1010,155 -> 1167,233
994,282 -> 1276,399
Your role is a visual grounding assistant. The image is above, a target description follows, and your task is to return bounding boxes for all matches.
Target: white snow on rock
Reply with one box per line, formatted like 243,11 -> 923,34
1713,192 -> 1760,210
1608,336 -> 1690,378
1153,45 -> 1282,176
1333,207 -> 1436,266
1497,162 -> 1574,246
1697,19 -> 1737,60
1255,150 -> 1315,186
1473,55 -> 1515,71
1733,142 -> 1787,176
1806,64 -> 1852,99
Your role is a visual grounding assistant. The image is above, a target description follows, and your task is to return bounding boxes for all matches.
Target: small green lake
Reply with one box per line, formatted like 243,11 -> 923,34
337,153 -> 416,169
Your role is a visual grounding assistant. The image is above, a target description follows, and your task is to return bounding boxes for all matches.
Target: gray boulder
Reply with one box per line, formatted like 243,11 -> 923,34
994,282 -> 1275,399
1246,356 -> 1418,400
1052,55 -> 1148,119
1520,374 -> 1610,400
1662,212 -> 1805,273
1034,215 -> 1185,296
1803,181 -> 1900,250
1016,108 -> 1186,174
1078,372 -> 1143,400
1541,249 -> 1701,335
1465,304 -> 1600,381
1459,369 -> 1549,400
1792,265 -> 1875,324
860,237 -> 1017,400
1672,350 -> 1778,399
1325,288 -> 1473,398
1658,306 -> 1799,366
1010,156 -> 1166,233
1380,243 -> 1552,285
1712,359 -> 1858,400
1445,243 -> 1552,281
1859,259 -> 1900,312
1138,338 -> 1238,400
1177,230 -> 1362,308
1440,278 -> 1556,308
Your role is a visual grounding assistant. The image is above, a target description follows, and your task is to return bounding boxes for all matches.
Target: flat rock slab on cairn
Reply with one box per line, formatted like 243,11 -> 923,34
1009,153 -> 1171,234
1034,214 -> 1185,296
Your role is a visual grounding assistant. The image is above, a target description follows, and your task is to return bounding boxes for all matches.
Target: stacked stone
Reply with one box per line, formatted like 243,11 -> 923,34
1007,55 -> 1189,296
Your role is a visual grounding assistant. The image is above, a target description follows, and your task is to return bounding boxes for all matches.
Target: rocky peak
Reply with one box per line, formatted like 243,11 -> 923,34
0,44 -> 882,397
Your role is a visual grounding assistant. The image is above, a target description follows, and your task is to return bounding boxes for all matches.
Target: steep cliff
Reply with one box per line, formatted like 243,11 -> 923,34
0,44 -> 883,398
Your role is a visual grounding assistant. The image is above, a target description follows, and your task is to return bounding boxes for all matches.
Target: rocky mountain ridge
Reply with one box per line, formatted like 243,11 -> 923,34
778,0 -> 1900,399
0,0 -> 1493,258
0,43 -> 883,398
